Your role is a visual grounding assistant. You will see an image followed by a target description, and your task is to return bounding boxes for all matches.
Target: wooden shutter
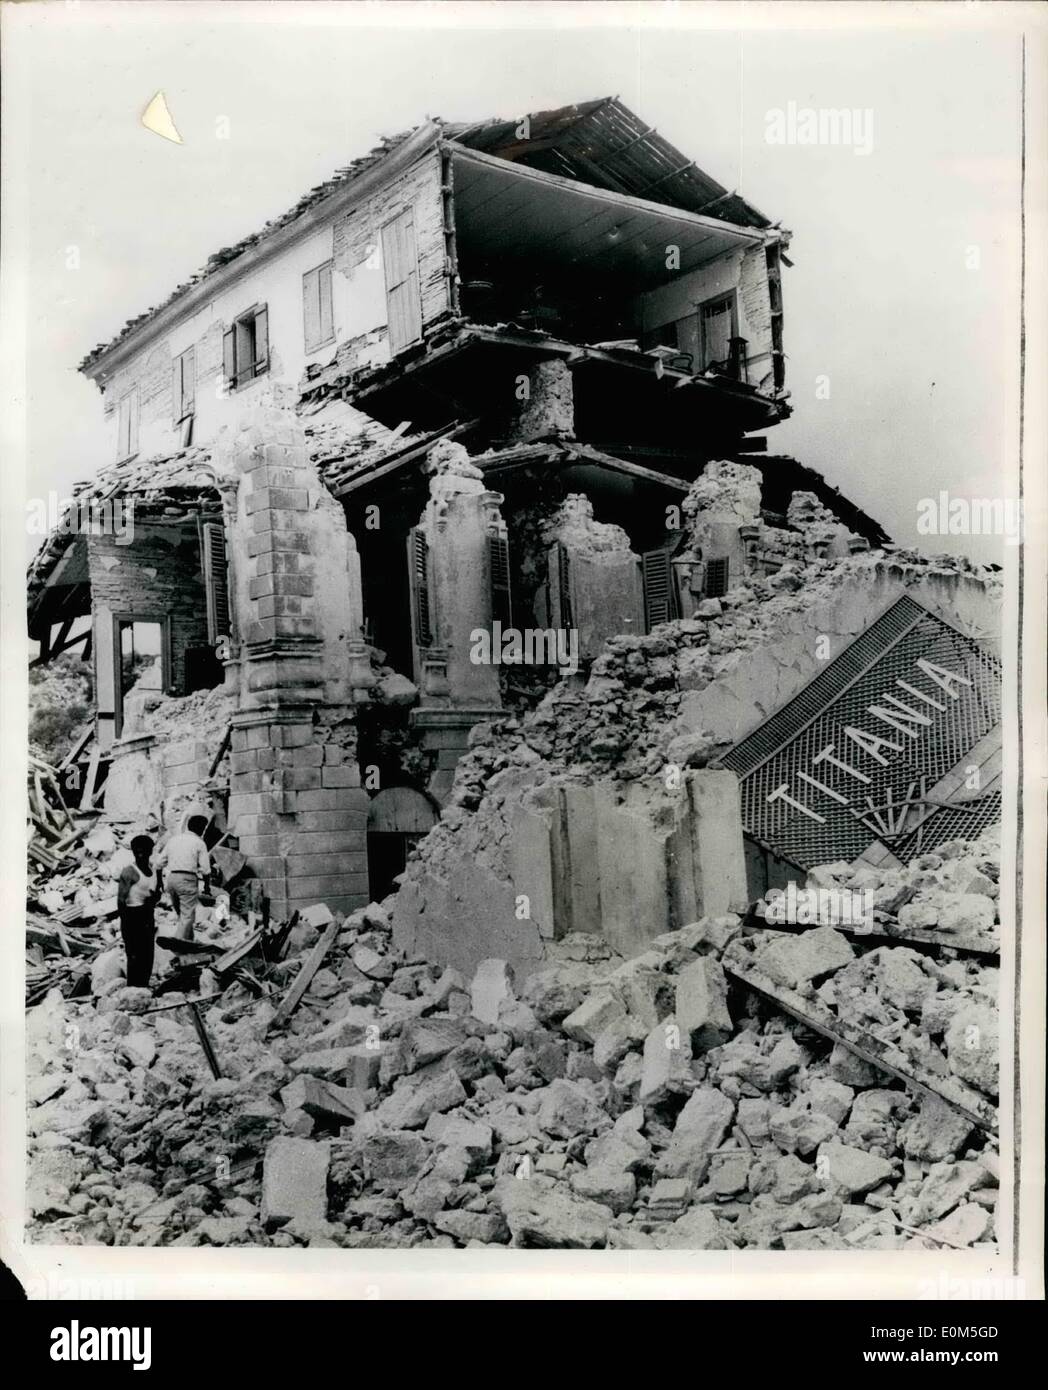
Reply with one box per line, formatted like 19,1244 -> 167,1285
642,547 -> 674,631
118,389 -> 139,459
381,209 -> 422,354
173,348 -> 195,422
253,306 -> 269,375
202,521 -> 231,642
303,267 -> 320,351
550,542 -> 573,630
489,534 -> 512,627
223,327 -> 236,388
408,528 -> 432,646
705,556 -> 730,598
303,264 -> 334,352
702,295 -> 736,367
318,263 -> 333,344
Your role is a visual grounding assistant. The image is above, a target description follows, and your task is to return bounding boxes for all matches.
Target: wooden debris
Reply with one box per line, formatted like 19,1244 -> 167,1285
723,951 -> 997,1132
266,914 -> 341,1034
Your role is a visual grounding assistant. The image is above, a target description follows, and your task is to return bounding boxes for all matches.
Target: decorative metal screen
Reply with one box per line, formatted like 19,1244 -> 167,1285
721,596 -> 1001,867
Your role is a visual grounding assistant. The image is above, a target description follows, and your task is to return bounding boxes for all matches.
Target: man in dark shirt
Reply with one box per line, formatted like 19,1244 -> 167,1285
117,835 -> 159,988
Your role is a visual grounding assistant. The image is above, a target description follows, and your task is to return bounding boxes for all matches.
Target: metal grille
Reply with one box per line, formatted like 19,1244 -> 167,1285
723,597 -> 1001,868
892,791 -> 1002,862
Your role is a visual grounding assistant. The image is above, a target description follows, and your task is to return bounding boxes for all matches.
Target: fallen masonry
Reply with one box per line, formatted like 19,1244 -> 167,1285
25,834 -> 1000,1249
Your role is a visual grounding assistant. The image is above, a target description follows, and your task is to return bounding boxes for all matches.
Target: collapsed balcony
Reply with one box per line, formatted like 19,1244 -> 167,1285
345,147 -> 789,448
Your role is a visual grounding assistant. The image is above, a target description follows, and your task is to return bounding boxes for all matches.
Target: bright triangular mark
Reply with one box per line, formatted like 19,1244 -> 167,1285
142,91 -> 183,145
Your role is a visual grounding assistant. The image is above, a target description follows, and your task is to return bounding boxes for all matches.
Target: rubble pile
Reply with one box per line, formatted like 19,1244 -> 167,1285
400,549 -> 999,897
26,849 -> 999,1250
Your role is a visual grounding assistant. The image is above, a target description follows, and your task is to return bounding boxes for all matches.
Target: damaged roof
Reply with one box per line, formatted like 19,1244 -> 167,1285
79,98 -> 778,377
448,97 -> 772,230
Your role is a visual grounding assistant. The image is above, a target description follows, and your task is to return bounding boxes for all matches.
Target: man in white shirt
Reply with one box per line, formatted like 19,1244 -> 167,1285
155,815 -> 211,941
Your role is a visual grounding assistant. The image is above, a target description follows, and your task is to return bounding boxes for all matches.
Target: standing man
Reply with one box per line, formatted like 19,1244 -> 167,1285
117,834 -> 159,988
155,814 -> 211,942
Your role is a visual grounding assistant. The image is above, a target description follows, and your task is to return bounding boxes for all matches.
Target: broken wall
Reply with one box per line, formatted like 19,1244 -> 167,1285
87,523 -> 212,748
392,767 -> 747,977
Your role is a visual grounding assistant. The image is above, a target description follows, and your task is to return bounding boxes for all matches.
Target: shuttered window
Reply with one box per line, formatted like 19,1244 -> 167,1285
303,261 -> 334,352
489,534 -> 512,628
700,293 -> 737,368
705,556 -> 730,598
201,521 -> 231,643
381,208 -> 423,355
173,346 -> 196,423
408,529 -> 432,647
642,546 -> 677,631
116,388 -> 139,460
223,304 -> 270,389
550,542 -> 573,630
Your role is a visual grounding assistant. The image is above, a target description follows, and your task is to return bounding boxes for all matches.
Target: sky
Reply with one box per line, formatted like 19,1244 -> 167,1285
3,1 -> 1029,565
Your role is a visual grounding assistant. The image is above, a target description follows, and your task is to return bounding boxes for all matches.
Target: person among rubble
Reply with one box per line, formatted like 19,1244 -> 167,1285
155,815 -> 211,942
116,835 -> 160,988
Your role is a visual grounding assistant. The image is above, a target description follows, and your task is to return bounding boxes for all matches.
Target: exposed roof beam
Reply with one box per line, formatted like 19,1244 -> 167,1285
446,144 -> 769,246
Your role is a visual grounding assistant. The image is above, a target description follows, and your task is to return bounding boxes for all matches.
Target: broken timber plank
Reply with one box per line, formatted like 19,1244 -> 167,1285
723,954 -> 997,1132
266,914 -> 341,1035
188,1002 -> 222,1080
79,746 -> 101,810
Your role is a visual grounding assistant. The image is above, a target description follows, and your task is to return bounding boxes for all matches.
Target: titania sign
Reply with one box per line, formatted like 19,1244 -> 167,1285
721,596 -> 1001,869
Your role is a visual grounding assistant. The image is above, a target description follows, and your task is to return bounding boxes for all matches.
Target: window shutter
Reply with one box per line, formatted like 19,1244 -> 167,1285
318,262 -> 333,344
182,347 -> 195,416
409,528 -> 432,647
551,542 -> 573,630
705,556 -> 730,598
223,327 -> 236,388
202,521 -> 231,642
642,547 -> 673,631
173,357 -> 183,424
253,306 -> 269,374
381,209 -> 422,354
489,534 -> 512,628
303,267 -> 320,351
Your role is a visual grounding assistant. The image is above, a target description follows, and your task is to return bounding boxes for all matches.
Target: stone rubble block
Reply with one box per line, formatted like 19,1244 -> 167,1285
261,1137 -> 329,1227
675,957 -> 732,1054
492,1175 -> 613,1248
757,926 -> 856,989
562,989 -> 626,1045
639,1015 -> 693,1105
655,1087 -> 735,1187
470,958 -> 515,1024
816,1140 -> 894,1195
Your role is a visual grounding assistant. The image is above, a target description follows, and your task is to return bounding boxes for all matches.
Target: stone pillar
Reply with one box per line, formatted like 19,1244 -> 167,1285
221,395 -> 371,917
508,358 -> 575,443
542,494 -> 644,658
410,440 -> 504,801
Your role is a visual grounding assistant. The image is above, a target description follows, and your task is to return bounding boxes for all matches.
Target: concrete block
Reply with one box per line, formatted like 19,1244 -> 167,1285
562,990 -> 626,1046
639,1016 -> 692,1105
279,1076 -> 365,1126
260,1137 -> 329,1227
470,958 -> 514,1024
655,1087 -> 735,1187
675,957 -> 732,1054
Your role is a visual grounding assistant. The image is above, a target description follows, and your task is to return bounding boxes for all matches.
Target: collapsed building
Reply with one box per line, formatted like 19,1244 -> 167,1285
25,99 -> 1003,1252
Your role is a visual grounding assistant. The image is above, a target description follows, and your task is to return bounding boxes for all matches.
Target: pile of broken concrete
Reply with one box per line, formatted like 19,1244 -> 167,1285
26,858 -> 999,1252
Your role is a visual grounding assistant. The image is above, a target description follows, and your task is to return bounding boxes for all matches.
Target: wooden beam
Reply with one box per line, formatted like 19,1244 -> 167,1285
723,953 -> 997,1131
266,914 -> 342,1034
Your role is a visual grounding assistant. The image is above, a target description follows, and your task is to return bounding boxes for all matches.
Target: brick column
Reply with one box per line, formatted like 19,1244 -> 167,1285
222,397 -> 370,917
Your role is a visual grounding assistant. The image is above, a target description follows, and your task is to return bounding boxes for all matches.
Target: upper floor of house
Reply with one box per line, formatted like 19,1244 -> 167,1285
80,98 -> 792,468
